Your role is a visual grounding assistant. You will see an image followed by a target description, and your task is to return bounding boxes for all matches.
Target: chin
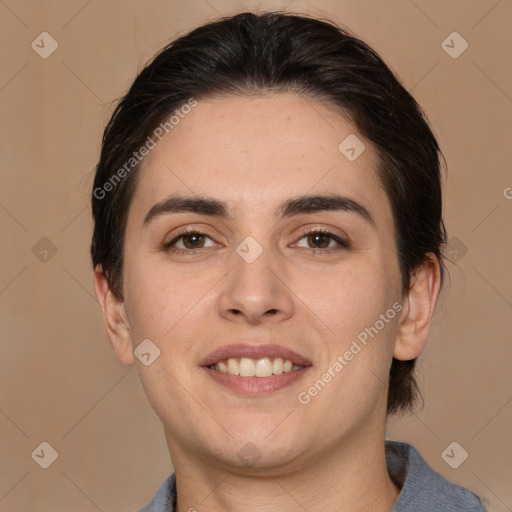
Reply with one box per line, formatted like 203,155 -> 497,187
211,442 -> 307,474
200,426 -> 310,472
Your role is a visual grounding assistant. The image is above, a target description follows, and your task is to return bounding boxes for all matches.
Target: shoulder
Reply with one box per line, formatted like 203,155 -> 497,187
386,441 -> 486,511
136,473 -> 176,512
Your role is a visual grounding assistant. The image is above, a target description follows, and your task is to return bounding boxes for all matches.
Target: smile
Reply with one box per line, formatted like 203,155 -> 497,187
200,343 -> 312,395
209,357 -> 304,377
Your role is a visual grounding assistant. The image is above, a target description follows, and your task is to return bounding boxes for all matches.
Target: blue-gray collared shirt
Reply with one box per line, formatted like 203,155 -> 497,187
137,441 -> 485,511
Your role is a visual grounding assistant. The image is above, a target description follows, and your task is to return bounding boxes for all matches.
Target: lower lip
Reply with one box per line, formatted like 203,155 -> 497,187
202,366 -> 311,396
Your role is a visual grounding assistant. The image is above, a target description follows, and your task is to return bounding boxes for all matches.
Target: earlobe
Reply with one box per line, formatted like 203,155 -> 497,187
394,254 -> 442,361
93,266 -> 135,366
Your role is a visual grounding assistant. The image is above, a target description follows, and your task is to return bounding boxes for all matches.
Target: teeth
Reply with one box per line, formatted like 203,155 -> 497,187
212,357 -> 303,377
240,357 -> 256,377
227,358 -> 240,376
255,357 -> 273,377
273,357 -> 283,375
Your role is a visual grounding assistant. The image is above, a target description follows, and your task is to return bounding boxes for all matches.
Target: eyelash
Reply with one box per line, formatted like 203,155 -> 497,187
162,227 -> 350,255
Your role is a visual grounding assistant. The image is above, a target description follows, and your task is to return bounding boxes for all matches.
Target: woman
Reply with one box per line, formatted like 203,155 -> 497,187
91,11 -> 485,511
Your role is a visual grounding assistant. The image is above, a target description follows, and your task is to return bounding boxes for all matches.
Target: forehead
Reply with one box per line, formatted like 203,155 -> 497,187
129,93 -> 392,228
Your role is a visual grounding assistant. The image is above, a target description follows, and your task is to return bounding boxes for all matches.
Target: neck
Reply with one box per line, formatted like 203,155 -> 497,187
167,422 -> 400,512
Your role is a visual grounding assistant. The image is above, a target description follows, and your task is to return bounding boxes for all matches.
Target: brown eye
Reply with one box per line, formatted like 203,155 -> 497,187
163,229 -> 217,253
306,232 -> 331,249
295,230 -> 349,251
180,232 -> 206,249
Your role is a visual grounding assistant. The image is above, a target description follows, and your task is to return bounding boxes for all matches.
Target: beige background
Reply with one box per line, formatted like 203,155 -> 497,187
0,1 -> 511,511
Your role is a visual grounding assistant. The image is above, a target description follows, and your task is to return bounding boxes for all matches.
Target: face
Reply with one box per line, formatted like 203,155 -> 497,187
117,93 -> 405,472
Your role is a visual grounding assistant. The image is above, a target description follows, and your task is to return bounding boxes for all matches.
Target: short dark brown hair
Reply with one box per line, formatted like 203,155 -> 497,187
91,11 -> 447,415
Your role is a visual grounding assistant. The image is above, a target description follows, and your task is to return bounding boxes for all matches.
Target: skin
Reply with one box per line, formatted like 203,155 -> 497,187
94,93 -> 441,512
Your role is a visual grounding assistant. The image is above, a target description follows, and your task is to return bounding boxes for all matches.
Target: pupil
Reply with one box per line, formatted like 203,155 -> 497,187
186,233 -> 202,248
310,233 -> 328,248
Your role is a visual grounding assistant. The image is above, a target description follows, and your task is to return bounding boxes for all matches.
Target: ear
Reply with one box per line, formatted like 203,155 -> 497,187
93,265 -> 135,365
394,254 -> 442,361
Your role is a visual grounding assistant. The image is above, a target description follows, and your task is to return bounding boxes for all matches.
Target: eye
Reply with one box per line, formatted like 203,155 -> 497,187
294,229 -> 349,251
163,228 -> 217,254
162,227 -> 349,255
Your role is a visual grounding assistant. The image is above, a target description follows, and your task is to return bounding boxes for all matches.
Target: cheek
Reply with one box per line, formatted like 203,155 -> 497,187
123,257 -> 218,349
298,264 -> 400,427
302,258 -> 397,335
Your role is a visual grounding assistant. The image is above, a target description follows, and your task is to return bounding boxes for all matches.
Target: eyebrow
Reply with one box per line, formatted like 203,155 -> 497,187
142,193 -> 375,227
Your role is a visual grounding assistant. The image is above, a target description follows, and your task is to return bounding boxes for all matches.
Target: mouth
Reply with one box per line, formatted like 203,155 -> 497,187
200,343 -> 312,396
208,357 -> 304,377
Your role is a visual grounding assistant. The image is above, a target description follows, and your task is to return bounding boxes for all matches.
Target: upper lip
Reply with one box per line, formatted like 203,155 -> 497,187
200,343 -> 313,367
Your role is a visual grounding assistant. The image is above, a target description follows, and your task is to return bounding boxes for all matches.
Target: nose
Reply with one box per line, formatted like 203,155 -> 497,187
218,241 -> 295,325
